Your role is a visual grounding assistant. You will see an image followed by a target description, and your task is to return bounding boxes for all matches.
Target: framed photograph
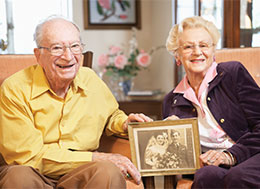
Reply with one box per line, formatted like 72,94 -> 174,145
128,118 -> 201,177
83,0 -> 141,29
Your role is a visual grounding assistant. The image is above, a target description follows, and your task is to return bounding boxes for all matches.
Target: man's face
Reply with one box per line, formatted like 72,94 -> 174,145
172,131 -> 180,143
34,19 -> 82,87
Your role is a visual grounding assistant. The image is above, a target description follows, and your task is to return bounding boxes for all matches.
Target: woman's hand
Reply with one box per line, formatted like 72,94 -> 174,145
93,152 -> 141,185
165,115 -> 180,121
123,113 -> 153,131
200,150 -> 233,167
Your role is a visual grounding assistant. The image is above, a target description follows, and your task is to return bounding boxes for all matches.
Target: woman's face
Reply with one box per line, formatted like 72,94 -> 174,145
156,135 -> 165,145
176,27 -> 215,78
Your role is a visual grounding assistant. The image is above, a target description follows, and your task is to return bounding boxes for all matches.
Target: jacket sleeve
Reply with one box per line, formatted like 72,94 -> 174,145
226,62 -> 260,164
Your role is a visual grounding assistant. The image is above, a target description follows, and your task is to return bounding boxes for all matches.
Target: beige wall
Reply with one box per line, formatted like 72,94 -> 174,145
73,0 -> 174,94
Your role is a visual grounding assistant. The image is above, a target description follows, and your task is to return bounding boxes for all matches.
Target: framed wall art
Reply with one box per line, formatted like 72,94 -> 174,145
128,118 -> 201,177
83,0 -> 141,29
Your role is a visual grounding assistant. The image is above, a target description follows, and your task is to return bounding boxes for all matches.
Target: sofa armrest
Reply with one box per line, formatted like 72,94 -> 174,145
98,134 -> 132,160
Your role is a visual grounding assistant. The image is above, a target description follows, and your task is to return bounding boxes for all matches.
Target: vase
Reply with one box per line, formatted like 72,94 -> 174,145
119,78 -> 133,96
108,76 -> 134,101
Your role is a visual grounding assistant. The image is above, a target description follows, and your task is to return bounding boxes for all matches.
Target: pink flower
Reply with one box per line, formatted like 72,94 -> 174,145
98,54 -> 109,67
109,46 -> 122,55
114,55 -> 127,69
98,0 -> 110,10
136,53 -> 151,67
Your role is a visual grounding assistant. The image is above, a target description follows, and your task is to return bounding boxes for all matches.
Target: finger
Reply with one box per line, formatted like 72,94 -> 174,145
206,150 -> 217,162
165,115 -> 180,120
137,113 -> 153,122
200,150 -> 218,165
128,113 -> 153,123
199,158 -> 205,167
213,157 -> 223,166
212,153 -> 223,166
206,151 -> 224,166
200,151 -> 211,163
118,157 -> 141,184
112,154 -> 141,184
210,151 -> 221,162
125,163 -> 141,184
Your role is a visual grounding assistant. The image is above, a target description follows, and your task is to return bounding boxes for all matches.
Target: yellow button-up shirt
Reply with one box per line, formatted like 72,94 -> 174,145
0,65 -> 128,178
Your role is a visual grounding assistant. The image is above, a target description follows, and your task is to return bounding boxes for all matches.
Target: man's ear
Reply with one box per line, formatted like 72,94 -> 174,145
34,48 -> 40,64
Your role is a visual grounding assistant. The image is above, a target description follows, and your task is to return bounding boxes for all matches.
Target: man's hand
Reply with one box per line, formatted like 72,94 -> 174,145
123,113 -> 153,131
200,150 -> 233,167
92,152 -> 141,185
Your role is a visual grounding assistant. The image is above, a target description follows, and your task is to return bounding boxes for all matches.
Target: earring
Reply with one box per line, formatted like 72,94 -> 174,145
176,60 -> 181,66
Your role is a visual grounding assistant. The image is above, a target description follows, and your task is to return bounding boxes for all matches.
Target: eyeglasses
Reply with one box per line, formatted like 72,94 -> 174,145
178,42 -> 215,54
38,42 -> 85,56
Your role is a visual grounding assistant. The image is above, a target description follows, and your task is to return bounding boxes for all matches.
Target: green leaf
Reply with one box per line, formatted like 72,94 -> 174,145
96,1 -> 104,15
122,1 -> 130,8
112,0 -> 116,10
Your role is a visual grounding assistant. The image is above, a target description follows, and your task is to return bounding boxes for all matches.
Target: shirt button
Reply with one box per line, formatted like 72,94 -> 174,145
173,99 -> 177,104
192,108 -> 196,112
207,97 -> 211,101
220,118 -> 225,123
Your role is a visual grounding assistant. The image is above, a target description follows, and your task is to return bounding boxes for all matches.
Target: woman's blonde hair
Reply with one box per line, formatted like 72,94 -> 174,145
166,16 -> 220,55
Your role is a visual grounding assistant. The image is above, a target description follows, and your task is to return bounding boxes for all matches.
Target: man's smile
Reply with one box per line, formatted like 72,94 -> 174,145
55,63 -> 75,68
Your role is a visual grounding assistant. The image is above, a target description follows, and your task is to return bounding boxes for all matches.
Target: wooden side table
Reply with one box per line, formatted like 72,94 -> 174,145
118,99 -> 163,121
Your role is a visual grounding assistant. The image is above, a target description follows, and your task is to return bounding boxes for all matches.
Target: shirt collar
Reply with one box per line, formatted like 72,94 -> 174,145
31,66 -> 88,99
31,65 -> 50,99
173,62 -> 218,107
72,68 -> 88,92
174,62 -> 218,94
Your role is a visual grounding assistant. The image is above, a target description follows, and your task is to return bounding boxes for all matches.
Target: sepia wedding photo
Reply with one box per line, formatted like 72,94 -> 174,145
128,118 -> 201,177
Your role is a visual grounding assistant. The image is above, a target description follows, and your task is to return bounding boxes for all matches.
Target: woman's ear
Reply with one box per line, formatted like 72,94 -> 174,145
176,60 -> 182,66
174,52 -> 181,66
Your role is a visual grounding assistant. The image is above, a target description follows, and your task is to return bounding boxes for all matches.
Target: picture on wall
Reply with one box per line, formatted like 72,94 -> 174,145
83,0 -> 141,29
128,118 -> 201,177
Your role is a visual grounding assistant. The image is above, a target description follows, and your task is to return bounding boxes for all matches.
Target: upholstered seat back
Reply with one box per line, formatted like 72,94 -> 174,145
0,53 -> 91,85
0,54 -> 37,85
215,47 -> 260,86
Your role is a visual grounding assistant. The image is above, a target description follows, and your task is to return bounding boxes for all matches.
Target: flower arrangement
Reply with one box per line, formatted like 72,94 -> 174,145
97,28 -> 165,100
98,27 -> 164,80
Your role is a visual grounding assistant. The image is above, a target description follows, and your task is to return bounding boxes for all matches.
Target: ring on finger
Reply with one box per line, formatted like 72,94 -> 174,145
126,173 -> 131,178
207,159 -> 215,163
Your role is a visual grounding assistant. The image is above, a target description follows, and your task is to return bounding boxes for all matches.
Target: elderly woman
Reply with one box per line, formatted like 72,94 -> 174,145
163,16 -> 260,188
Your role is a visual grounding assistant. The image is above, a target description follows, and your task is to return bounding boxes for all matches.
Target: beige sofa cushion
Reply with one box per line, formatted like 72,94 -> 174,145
0,54 -> 37,85
215,47 -> 260,86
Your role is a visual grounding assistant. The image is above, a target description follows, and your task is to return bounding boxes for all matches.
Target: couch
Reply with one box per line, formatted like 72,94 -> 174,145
0,52 -> 142,189
1,47 -> 259,189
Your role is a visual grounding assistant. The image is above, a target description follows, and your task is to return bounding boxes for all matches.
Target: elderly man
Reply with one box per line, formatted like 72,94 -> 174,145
0,16 -> 152,188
